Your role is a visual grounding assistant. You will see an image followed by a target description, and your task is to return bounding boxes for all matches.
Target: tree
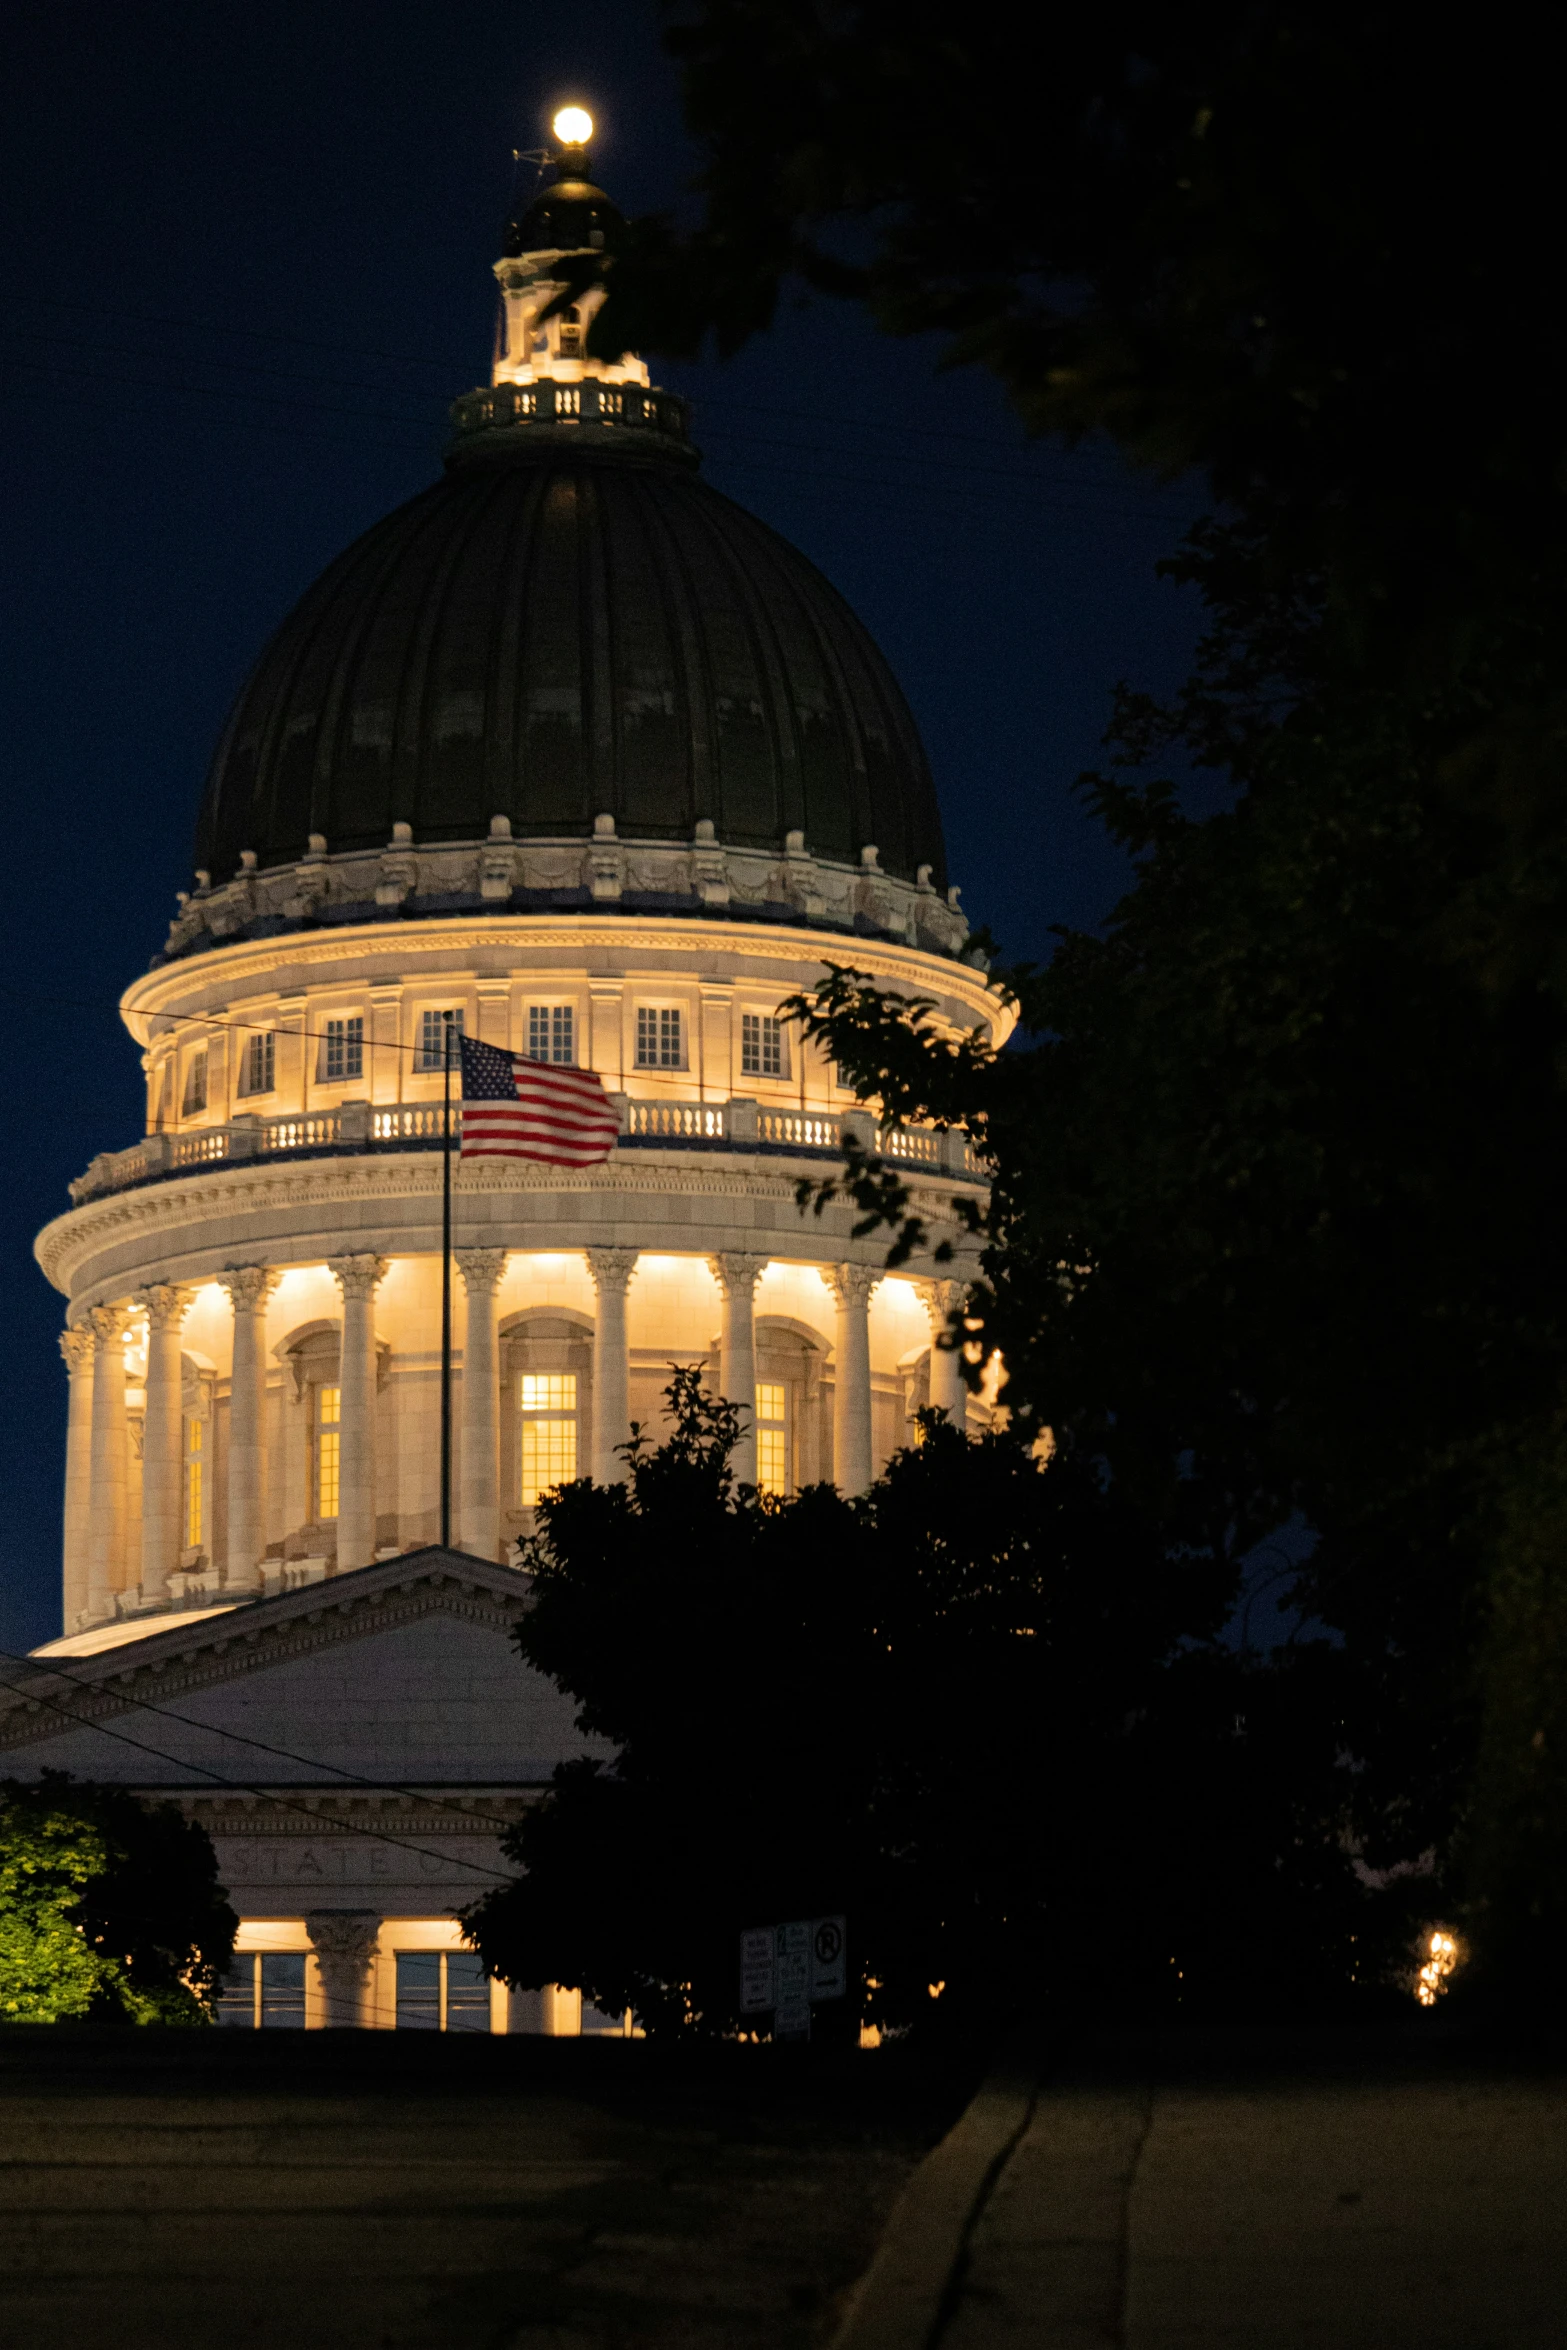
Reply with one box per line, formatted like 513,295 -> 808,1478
464,1373 -> 1389,2037
0,1775 -> 237,2025
571,2 -> 1567,1990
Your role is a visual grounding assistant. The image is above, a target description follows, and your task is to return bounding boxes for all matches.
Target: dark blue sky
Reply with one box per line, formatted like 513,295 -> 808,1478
0,1 -> 1201,1650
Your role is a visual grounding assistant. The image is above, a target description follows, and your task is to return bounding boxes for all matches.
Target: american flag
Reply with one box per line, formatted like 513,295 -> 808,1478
458,1034 -> 620,1166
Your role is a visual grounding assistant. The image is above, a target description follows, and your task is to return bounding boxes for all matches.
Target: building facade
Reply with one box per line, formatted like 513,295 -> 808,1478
8,129 -> 1006,2030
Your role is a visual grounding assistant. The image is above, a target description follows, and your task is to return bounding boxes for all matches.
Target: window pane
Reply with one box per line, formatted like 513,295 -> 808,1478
757,1426 -> 788,1495
395,1952 -> 441,2031
325,1017 -> 361,1082
741,1014 -> 783,1078
258,1953 -> 306,2028
528,1004 -> 574,1065
635,1006 -> 682,1068
214,1958 -> 256,2028
519,1374 -> 576,1412
445,1953 -> 491,2033
756,1382 -> 786,1423
520,1415 -> 577,1506
317,1429 -> 340,1522
417,1009 -> 464,1071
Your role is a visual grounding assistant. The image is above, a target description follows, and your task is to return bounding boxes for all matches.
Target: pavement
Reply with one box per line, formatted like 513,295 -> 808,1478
837,2034 -> 1567,2350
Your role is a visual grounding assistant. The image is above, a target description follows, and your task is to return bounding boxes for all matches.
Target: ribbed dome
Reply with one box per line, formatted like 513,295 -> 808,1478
195,437 -> 947,892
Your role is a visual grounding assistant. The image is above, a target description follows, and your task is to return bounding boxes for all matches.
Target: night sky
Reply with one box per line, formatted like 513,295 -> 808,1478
1,2 -> 1201,1651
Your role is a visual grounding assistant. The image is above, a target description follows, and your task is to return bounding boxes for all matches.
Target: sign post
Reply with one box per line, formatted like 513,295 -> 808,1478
738,1914 -> 849,2042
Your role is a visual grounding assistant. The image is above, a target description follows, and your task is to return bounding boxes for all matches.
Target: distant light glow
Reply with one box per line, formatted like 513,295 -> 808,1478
1415,1928 -> 1460,2007
553,107 -> 594,147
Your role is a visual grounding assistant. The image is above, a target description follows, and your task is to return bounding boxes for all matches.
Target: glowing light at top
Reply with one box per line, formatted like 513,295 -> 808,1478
552,107 -> 593,147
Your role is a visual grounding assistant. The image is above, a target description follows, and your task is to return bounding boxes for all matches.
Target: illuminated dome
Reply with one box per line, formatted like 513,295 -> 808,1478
194,439 -> 946,896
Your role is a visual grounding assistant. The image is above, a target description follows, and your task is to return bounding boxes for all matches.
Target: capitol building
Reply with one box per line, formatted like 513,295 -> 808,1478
3,124 -> 1008,2033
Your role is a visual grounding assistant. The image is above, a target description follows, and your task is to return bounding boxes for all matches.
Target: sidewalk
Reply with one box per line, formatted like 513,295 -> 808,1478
840,2039 -> 1567,2350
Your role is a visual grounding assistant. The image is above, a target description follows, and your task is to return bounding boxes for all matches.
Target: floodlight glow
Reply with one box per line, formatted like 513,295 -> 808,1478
553,107 -> 594,147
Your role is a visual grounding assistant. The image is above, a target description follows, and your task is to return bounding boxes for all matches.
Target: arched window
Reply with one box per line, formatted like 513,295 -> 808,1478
500,1311 -> 594,1531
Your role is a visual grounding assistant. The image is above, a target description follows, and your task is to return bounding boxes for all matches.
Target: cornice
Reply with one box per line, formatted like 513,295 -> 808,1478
0,1551 -> 532,1755
119,913 -> 1005,1041
34,1142 -> 978,1296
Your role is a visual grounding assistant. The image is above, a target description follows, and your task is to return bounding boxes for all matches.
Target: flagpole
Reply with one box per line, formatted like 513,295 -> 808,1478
440,1008 -> 453,1550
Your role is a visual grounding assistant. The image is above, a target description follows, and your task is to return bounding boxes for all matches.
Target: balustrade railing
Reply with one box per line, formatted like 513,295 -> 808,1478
67,1096 -> 987,1204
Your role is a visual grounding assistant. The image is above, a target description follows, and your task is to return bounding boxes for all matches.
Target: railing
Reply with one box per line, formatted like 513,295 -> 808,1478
67,1099 -> 991,1205
626,1100 -> 728,1141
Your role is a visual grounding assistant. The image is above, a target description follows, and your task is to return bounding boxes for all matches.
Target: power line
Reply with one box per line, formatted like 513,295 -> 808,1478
1,1638 -> 533,1840
0,1663 -> 518,1881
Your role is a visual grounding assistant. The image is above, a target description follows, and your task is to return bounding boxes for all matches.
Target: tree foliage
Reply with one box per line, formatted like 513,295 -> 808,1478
465,1374 -> 1399,2037
572,5 -> 1567,1987
0,1775 -> 237,2026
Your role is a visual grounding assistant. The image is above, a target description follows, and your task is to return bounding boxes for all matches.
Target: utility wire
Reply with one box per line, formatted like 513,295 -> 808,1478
0,1639 -> 535,1840
0,1665 -> 518,1880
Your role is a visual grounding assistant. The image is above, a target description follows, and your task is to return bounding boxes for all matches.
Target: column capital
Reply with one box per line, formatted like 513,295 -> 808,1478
218,1265 -> 279,1316
922,1276 -> 968,1332
454,1247 -> 508,1297
135,1282 -> 193,1331
585,1246 -> 639,1300
824,1262 -> 879,1310
85,1302 -> 128,1347
708,1251 -> 767,1299
305,1908 -> 381,2028
59,1325 -> 94,1375
328,1253 -> 389,1302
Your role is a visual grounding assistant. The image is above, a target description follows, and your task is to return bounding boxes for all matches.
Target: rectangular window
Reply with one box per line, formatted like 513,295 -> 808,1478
756,1380 -> 788,1496
520,1372 -> 578,1505
527,1003 -> 575,1065
242,1031 -> 275,1095
324,1015 -> 363,1084
182,1050 -> 207,1115
416,1008 -> 464,1072
184,1417 -> 204,1549
215,1952 -> 307,2029
635,1005 -> 683,1069
394,1950 -> 492,2032
741,1013 -> 784,1079
315,1385 -> 341,1522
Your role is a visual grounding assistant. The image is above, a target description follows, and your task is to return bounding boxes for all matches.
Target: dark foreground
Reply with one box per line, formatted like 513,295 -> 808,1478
0,2028 -> 975,2350
4,2025 -> 1567,2350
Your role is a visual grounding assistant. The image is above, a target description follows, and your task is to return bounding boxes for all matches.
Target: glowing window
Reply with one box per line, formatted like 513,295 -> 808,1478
528,1004 -> 575,1064
416,1009 -> 464,1072
244,1031 -> 275,1095
315,1385 -> 341,1521
635,1006 -> 683,1069
741,1014 -> 783,1078
520,1372 -> 578,1504
324,1015 -> 363,1083
183,1417 -> 204,1549
755,1380 -> 788,1495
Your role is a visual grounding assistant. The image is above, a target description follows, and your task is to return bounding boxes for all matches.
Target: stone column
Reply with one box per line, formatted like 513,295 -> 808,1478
586,1248 -> 638,1483
826,1264 -> 878,1496
219,1269 -> 277,1593
59,1326 -> 95,1633
328,1256 -> 387,1571
709,1252 -> 766,1485
455,1249 -> 506,1561
305,1910 -> 380,2028
923,1278 -> 969,1425
136,1284 -> 191,1606
85,1304 -> 129,1624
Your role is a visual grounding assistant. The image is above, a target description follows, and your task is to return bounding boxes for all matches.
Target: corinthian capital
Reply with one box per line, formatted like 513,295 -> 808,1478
328,1253 -> 389,1302
59,1325 -> 93,1376
824,1262 -> 879,1310
454,1248 -> 508,1298
709,1251 -> 767,1300
219,1266 -> 279,1316
85,1302 -> 128,1348
585,1246 -> 639,1300
135,1281 -> 193,1331
922,1277 -> 968,1334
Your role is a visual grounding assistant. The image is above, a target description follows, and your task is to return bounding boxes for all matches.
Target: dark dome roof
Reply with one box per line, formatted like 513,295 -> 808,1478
503,168 -> 622,258
195,430 -> 947,891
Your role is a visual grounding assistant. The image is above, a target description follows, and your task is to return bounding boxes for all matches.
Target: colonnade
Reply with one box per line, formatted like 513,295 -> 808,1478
58,1254 -> 971,1631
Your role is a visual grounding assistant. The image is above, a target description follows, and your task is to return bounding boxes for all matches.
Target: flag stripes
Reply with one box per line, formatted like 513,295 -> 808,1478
458,1034 -> 619,1166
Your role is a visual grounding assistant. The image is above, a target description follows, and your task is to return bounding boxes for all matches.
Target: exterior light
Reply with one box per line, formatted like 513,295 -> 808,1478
1414,1928 -> 1460,2007
553,107 -> 593,147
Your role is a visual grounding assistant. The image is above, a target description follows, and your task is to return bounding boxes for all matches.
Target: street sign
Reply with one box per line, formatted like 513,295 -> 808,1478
809,1915 -> 847,2000
737,1914 -> 849,2035
739,1926 -> 775,2014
